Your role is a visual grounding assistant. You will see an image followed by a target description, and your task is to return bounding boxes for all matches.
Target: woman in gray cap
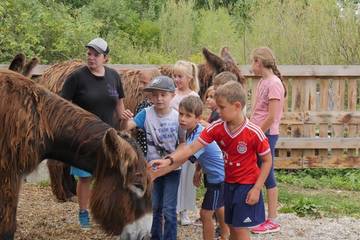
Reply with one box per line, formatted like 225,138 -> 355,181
60,37 -> 125,229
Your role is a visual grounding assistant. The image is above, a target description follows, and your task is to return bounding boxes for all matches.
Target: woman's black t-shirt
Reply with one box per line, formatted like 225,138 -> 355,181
61,66 -> 124,127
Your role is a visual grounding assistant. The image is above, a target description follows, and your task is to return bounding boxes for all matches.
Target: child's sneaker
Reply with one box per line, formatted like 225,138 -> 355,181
251,219 -> 280,234
180,211 -> 192,226
79,209 -> 91,230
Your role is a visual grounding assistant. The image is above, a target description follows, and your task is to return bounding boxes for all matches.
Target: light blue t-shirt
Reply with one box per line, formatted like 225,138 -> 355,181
134,106 -> 183,162
187,124 -> 225,184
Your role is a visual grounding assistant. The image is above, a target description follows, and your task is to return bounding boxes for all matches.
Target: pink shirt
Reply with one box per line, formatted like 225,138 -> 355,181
250,75 -> 285,135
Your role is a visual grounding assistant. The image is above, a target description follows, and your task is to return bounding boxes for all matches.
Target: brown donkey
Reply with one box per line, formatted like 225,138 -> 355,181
0,70 -> 152,240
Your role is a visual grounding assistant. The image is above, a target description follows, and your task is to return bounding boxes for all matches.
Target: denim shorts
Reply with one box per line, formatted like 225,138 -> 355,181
257,134 -> 278,189
70,166 -> 92,177
224,183 -> 265,228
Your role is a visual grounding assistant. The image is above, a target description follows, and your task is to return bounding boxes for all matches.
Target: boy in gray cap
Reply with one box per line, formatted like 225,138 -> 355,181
122,75 -> 185,240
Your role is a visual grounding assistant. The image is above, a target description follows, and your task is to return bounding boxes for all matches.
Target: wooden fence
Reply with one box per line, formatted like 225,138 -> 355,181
1,64 -> 360,168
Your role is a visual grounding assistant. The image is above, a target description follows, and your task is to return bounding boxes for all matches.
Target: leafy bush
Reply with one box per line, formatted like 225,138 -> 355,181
291,197 -> 321,218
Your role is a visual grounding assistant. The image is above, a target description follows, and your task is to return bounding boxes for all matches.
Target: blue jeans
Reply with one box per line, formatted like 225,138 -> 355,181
151,170 -> 181,240
257,134 -> 278,189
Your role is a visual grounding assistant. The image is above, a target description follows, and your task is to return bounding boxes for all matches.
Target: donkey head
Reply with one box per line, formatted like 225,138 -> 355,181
198,47 -> 245,97
90,128 -> 152,235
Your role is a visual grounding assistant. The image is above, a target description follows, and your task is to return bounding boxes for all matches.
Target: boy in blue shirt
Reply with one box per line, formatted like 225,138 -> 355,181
177,96 -> 230,239
123,76 -> 185,240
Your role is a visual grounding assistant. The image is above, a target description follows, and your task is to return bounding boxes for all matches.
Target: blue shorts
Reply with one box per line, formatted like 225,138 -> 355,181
257,134 -> 278,189
70,166 -> 92,177
202,182 -> 224,211
224,183 -> 265,228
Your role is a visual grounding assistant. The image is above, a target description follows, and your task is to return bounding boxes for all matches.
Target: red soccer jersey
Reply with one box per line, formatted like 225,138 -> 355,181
199,118 -> 270,184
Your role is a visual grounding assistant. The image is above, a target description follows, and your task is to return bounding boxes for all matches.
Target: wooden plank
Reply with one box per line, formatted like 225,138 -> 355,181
319,78 -> 329,111
276,137 -> 360,149
278,124 -> 289,159
348,124 -> 358,156
275,156 -> 360,168
303,111 -> 360,124
347,79 -> 358,111
318,123 -> 329,163
274,157 -> 303,169
332,78 -> 345,111
303,79 -> 318,166
283,77 -> 289,112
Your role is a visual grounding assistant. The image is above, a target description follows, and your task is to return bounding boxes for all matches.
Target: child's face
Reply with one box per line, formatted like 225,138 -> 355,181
173,71 -> 191,91
215,96 -> 242,122
149,90 -> 174,110
178,107 -> 200,131
250,58 -> 262,76
205,89 -> 217,110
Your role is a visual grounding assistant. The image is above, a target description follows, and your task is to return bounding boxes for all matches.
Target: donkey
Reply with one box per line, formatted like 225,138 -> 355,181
0,70 -> 152,240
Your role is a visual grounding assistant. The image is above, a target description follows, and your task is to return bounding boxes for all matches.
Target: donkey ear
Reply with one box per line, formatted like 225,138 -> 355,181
22,57 -> 39,77
202,48 -> 226,73
102,128 -> 137,181
9,53 -> 26,73
221,47 -> 237,64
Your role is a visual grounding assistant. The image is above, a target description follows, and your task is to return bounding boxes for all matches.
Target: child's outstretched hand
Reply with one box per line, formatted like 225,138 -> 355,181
148,159 -> 170,171
245,186 -> 261,205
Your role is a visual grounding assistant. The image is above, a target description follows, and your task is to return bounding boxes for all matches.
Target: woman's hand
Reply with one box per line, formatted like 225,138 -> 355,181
121,109 -> 134,120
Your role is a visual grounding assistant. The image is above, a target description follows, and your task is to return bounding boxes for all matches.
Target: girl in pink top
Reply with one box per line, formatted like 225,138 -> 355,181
249,47 -> 286,234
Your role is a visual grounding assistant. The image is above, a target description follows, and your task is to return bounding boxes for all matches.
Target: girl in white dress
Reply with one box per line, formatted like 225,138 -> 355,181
171,60 -> 200,225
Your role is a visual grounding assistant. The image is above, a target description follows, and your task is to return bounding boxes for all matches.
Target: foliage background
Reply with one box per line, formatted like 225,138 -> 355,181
0,0 -> 359,64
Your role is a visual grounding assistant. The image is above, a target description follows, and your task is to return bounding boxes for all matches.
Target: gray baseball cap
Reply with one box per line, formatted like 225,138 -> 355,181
85,37 -> 110,55
144,76 -> 175,92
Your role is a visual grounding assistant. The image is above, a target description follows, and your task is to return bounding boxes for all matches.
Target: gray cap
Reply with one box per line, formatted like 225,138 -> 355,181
144,76 -> 175,92
85,37 -> 109,55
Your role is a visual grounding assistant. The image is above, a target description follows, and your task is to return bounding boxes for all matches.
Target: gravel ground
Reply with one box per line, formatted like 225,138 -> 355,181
15,183 -> 360,240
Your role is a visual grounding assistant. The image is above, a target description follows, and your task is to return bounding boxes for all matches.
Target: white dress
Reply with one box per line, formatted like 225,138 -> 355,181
170,91 -> 199,213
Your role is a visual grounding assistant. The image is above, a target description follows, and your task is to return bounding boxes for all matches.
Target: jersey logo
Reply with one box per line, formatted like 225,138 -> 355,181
237,141 -> 247,154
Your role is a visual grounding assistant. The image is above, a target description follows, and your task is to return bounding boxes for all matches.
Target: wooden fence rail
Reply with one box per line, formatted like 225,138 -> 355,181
1,64 -> 360,168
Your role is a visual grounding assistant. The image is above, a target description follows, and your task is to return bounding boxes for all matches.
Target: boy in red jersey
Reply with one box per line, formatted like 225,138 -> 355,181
150,81 -> 272,240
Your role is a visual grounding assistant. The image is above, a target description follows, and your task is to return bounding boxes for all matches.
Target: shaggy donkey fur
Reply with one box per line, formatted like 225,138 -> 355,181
0,70 -> 152,240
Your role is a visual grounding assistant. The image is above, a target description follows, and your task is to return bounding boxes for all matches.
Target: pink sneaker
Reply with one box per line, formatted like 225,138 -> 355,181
251,219 -> 280,234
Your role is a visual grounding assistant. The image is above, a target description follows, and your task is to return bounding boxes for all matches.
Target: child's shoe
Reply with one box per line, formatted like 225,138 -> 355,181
251,219 -> 280,234
180,211 -> 192,226
79,209 -> 91,230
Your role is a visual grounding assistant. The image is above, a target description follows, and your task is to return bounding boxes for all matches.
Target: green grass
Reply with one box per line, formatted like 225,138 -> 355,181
196,169 -> 360,218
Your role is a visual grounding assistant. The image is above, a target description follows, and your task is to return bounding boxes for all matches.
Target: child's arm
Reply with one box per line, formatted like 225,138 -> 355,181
246,152 -> 272,205
260,99 -> 280,132
149,139 -> 205,177
121,109 -> 141,131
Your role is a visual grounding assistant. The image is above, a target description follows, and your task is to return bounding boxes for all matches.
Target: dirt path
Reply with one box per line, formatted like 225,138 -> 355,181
15,183 -> 360,240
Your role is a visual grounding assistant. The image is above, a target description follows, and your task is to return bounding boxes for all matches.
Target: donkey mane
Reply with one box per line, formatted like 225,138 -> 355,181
0,69 -> 112,173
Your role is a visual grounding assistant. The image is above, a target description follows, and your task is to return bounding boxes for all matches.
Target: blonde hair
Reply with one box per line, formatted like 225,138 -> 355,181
251,47 -> 286,97
215,81 -> 246,107
213,71 -> 238,88
173,60 -> 200,93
